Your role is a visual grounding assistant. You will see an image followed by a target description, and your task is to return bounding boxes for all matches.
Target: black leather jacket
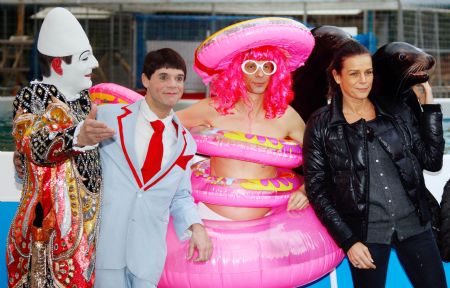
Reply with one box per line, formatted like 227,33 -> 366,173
303,94 -> 444,252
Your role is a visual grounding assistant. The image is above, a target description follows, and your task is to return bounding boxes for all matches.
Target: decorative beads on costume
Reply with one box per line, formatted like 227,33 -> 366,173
13,82 -> 102,194
7,82 -> 102,288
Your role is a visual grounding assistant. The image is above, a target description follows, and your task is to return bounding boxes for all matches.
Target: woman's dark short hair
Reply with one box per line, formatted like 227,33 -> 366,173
327,40 -> 370,98
329,40 -> 370,74
142,48 -> 187,80
38,52 -> 72,77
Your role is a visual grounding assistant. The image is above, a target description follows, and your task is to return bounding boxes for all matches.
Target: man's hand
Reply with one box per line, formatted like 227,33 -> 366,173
187,223 -> 212,262
77,104 -> 115,146
287,184 -> 309,211
347,242 -> 376,269
13,150 -> 24,179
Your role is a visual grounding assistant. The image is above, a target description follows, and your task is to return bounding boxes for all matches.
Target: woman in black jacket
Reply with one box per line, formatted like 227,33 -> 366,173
303,40 -> 446,287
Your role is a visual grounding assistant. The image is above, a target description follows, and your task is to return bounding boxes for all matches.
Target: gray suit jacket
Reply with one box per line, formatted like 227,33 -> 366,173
95,100 -> 201,283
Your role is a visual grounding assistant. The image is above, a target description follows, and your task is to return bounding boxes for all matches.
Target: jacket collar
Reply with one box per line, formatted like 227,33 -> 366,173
328,93 -> 394,127
329,93 -> 346,127
116,99 -> 190,190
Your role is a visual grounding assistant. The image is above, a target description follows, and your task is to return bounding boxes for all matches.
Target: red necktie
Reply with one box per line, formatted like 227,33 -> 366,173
141,120 -> 165,183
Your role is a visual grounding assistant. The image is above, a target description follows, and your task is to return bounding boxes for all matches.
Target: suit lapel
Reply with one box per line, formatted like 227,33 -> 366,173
117,100 -> 144,188
142,115 -> 190,191
160,117 -> 184,174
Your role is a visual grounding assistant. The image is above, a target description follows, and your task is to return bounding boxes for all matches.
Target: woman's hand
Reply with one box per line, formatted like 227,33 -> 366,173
412,81 -> 434,104
347,242 -> 376,269
287,184 -> 309,211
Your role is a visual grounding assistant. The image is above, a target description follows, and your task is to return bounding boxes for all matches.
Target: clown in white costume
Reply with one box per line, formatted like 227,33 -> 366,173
7,7 -> 113,288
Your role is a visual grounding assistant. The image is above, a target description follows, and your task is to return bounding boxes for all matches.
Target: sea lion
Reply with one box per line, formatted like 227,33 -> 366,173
373,42 -> 446,260
292,25 -> 353,122
371,41 -> 435,116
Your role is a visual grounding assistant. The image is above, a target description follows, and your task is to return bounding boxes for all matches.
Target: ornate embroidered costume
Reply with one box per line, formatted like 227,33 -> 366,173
7,82 -> 102,287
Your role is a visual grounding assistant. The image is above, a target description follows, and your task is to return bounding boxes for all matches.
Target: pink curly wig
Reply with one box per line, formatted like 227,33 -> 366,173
210,46 -> 293,119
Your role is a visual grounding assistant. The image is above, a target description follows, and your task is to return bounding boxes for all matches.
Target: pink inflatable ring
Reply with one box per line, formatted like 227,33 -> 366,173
191,159 -> 303,208
160,126 -> 344,288
190,126 -> 303,168
160,206 -> 344,288
89,82 -> 143,105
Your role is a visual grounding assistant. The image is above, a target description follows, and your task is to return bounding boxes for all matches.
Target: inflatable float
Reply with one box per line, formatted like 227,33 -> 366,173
159,126 -> 344,288
90,82 -> 143,105
190,126 -> 303,169
191,158 -> 301,208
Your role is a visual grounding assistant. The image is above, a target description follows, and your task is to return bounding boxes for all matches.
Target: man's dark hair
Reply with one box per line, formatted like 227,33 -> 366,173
142,48 -> 186,80
38,52 -> 72,77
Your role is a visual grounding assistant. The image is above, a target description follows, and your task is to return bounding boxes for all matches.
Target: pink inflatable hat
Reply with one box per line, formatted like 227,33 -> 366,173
194,17 -> 315,84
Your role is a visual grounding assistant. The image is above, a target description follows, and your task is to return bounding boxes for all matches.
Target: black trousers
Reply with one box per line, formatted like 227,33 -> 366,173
349,229 -> 447,288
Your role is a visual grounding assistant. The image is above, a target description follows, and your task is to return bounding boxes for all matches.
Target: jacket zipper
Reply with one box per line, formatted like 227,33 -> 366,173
362,119 -> 370,240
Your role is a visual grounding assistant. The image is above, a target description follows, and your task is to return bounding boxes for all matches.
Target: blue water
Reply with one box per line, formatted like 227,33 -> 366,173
444,118 -> 450,155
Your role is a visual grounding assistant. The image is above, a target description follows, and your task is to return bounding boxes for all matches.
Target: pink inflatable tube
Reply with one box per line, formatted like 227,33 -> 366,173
191,159 -> 303,208
191,126 -> 303,168
160,206 -> 344,288
89,82 -> 143,105
160,127 -> 344,287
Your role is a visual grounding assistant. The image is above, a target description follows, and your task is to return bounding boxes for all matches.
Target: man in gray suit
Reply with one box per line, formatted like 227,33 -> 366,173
77,48 -> 212,288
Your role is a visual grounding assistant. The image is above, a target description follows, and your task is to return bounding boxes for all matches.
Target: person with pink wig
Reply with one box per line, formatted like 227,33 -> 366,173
207,45 -> 294,119
159,19 -> 345,288
178,18 -> 314,220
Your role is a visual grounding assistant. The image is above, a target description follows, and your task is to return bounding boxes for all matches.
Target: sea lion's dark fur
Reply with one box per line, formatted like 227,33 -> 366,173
371,42 -> 435,117
291,26 -> 353,122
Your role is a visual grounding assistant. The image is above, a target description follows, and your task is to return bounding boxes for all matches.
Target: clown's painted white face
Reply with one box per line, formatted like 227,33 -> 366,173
60,49 -> 99,93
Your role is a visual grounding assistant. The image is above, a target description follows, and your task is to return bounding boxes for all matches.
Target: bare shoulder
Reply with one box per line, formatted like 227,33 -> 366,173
283,105 -> 305,144
283,106 -> 305,126
180,98 -> 216,115
176,98 -> 218,128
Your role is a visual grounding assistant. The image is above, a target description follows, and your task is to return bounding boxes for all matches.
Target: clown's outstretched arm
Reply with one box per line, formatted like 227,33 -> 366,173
12,87 -> 84,165
13,91 -> 113,165
76,104 -> 115,147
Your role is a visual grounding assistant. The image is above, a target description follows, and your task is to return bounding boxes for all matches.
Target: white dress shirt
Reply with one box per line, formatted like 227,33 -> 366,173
135,101 -> 177,169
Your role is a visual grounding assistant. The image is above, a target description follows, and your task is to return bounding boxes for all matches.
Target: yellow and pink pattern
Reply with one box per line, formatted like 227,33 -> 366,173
191,159 -> 302,207
191,126 -> 303,168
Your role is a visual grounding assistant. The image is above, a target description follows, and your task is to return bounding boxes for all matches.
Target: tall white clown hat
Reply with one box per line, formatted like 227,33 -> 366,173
37,7 -> 92,57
